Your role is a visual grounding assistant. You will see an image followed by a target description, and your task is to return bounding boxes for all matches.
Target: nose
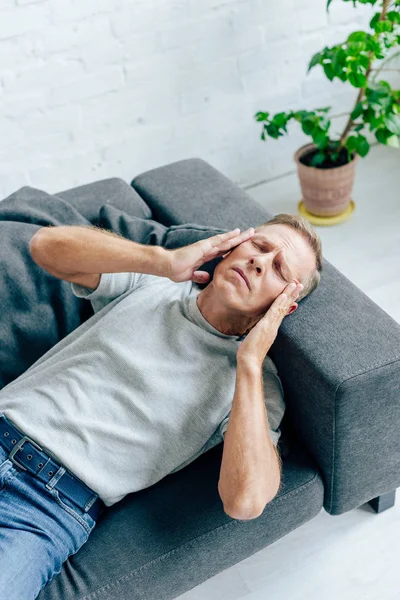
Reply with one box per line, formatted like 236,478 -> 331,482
250,254 -> 272,275
250,254 -> 297,283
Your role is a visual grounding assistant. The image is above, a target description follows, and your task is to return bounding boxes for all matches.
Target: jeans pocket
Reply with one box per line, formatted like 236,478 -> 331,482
49,488 -> 96,537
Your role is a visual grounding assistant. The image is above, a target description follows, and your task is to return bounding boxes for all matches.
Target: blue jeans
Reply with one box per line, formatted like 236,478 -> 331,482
0,443 -> 97,600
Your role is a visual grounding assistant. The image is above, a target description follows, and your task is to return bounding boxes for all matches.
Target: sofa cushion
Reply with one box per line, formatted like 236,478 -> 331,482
131,157 -> 275,228
98,204 -> 168,246
98,204 -> 229,287
57,177 -> 152,225
38,435 -> 324,600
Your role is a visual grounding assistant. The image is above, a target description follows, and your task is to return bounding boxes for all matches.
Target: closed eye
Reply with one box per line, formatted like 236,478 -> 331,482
252,241 -> 285,279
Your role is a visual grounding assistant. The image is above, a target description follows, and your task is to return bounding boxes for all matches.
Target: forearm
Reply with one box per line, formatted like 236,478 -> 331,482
30,225 -> 170,278
218,360 -> 282,519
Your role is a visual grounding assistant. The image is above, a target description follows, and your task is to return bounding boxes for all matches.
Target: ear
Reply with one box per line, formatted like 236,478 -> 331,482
287,302 -> 298,315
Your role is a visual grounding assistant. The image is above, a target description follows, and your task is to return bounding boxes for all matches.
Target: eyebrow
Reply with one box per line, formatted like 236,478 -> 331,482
253,234 -> 296,282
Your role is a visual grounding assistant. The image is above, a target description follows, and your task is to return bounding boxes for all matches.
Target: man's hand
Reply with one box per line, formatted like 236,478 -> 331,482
166,227 -> 256,284
236,282 -> 303,367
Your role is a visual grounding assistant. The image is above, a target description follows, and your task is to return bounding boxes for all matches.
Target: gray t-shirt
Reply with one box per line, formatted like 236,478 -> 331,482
0,272 -> 285,507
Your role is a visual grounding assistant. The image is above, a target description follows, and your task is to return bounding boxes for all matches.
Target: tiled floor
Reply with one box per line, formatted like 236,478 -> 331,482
177,143 -> 400,600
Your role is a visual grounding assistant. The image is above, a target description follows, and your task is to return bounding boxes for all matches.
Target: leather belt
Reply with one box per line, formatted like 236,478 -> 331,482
0,415 -> 105,522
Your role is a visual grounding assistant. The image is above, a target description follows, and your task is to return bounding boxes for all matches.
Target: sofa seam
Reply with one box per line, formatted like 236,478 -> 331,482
78,472 -> 320,600
340,353 -> 400,383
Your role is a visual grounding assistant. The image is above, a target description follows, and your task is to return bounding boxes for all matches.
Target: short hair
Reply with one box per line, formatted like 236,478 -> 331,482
255,213 -> 323,302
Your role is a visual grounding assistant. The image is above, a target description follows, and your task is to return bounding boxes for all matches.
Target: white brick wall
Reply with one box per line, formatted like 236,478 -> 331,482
0,0 -> 385,198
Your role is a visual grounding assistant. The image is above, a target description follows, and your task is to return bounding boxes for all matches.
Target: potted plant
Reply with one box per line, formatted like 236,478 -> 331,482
254,0 -> 400,225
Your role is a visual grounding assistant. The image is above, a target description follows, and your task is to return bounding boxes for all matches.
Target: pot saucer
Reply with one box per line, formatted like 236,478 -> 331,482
297,199 -> 355,226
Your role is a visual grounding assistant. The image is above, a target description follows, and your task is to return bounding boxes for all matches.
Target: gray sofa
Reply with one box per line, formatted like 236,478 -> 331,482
14,157 -> 397,599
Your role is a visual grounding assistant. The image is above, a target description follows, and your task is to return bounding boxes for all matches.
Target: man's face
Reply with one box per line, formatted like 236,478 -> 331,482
214,223 -> 316,319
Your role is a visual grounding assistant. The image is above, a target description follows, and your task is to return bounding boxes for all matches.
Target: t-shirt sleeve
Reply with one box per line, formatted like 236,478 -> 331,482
219,360 -> 286,448
71,271 -> 147,314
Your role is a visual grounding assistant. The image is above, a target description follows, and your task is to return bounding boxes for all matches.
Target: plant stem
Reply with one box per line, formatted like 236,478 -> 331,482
338,0 -> 391,149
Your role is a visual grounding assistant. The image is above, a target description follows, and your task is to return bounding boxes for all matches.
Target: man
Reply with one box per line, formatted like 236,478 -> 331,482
0,215 -> 321,600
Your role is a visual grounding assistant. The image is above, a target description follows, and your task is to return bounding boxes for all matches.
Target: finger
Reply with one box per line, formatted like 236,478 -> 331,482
208,228 -> 255,252
284,282 -> 303,300
217,228 -> 241,238
268,286 -> 299,319
192,270 -> 210,283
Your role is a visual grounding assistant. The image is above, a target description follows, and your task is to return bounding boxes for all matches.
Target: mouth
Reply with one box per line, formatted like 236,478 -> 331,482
233,268 -> 250,290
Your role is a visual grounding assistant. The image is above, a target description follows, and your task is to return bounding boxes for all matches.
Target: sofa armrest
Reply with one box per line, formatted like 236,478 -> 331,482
131,157 -> 400,515
272,262 -> 400,515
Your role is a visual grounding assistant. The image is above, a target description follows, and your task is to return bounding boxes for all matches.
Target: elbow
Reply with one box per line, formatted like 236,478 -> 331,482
223,504 -> 263,520
29,229 -> 47,266
221,487 -> 280,521
221,498 -> 266,521
29,226 -> 59,267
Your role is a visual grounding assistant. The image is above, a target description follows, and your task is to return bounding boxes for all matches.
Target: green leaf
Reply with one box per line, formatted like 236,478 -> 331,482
255,112 -> 269,122
386,135 -> 400,148
354,124 -> 364,132
386,11 -> 400,24
345,135 -> 358,152
293,110 -> 309,120
384,113 -> 400,135
375,127 -> 392,144
348,72 -> 367,88
367,83 -> 391,98
366,36 -> 384,56
326,0 -> 334,11
261,130 -> 266,141
312,127 -> 329,147
365,85 -> 391,112
365,109 -> 384,129
355,135 -> 370,157
375,20 -> 393,34
309,151 -> 326,167
332,48 -> 348,79
351,102 -> 364,120
358,54 -> 370,69
273,112 -> 290,127
348,31 -> 368,42
301,119 -> 316,135
369,12 -> 380,29
308,52 -> 323,72
266,123 -> 282,139
378,80 -> 391,90
323,62 -> 336,81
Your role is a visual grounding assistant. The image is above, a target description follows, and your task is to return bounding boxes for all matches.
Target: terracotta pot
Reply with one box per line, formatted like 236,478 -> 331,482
294,143 -> 359,217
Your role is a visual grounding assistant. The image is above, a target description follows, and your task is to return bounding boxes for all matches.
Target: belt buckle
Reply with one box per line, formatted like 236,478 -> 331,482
9,435 -> 43,472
